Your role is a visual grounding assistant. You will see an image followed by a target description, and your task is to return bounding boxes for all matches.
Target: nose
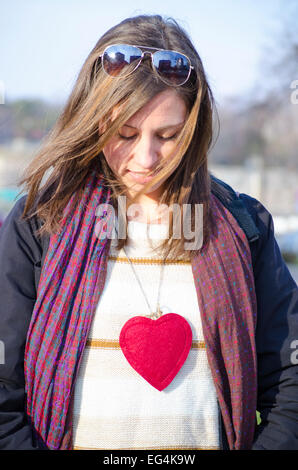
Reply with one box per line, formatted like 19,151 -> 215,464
131,134 -> 159,171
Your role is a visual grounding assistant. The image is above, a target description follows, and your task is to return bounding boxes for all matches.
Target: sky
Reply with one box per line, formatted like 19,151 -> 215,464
0,0 -> 290,106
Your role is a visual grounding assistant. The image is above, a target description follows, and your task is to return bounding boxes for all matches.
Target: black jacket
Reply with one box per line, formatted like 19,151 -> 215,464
0,177 -> 298,450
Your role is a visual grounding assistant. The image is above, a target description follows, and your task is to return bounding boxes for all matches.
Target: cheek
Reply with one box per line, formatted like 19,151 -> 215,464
160,140 -> 179,155
102,141 -> 126,174
160,141 -> 181,168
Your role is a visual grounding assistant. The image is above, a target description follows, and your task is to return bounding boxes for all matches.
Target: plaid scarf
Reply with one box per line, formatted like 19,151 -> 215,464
24,169 -> 257,450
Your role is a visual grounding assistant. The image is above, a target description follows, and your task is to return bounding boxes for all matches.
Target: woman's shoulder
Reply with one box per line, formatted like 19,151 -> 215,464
237,192 -> 275,242
0,194 -> 44,260
210,174 -> 270,244
0,194 -> 29,235
211,172 -> 271,216
211,178 -> 284,283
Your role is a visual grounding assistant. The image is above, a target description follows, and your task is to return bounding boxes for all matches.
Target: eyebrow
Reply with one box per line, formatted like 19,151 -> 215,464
123,122 -> 185,132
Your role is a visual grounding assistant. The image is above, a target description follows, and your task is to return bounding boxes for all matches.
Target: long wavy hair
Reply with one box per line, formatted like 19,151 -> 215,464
19,14 -> 221,261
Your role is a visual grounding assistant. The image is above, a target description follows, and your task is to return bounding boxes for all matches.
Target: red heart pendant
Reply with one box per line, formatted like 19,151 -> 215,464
119,313 -> 192,391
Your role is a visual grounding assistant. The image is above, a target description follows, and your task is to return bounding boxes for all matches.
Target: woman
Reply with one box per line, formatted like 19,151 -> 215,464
0,14 -> 297,451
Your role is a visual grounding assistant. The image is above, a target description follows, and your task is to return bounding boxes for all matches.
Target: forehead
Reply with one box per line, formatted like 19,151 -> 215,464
124,89 -> 187,128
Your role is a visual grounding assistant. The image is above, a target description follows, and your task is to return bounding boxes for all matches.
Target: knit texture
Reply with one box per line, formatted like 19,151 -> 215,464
24,169 -> 257,450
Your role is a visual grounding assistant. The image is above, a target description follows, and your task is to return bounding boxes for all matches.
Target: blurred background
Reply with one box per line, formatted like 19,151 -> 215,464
0,0 -> 297,281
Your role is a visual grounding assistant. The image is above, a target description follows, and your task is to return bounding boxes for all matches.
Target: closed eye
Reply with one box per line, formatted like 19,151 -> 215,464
118,132 -> 179,141
118,133 -> 137,140
158,133 -> 179,141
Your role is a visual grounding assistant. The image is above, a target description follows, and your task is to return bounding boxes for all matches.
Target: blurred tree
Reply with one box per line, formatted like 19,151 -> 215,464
211,1 -> 298,170
261,0 -> 298,105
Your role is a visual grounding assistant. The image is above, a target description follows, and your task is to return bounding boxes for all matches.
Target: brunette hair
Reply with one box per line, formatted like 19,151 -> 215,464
19,14 -> 221,261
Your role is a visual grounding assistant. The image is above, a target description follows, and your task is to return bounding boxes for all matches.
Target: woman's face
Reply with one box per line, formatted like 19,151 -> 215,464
102,89 -> 188,205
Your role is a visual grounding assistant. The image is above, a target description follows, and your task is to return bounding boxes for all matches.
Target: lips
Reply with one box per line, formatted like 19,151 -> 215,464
127,170 -> 157,183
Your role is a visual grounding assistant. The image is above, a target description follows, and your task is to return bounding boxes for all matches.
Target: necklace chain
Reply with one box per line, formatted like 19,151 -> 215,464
114,225 -> 165,318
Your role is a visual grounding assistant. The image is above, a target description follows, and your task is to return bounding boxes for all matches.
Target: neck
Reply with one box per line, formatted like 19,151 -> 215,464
126,199 -> 168,225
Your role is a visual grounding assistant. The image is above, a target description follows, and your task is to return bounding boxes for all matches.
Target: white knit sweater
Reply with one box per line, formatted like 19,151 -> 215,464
72,219 -> 220,450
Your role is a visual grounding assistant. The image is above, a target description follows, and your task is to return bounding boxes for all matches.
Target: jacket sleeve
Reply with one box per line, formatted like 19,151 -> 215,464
0,196 -> 47,449
240,193 -> 298,450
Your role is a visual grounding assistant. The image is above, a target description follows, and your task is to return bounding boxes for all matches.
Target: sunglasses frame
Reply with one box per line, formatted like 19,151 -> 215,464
100,43 -> 194,86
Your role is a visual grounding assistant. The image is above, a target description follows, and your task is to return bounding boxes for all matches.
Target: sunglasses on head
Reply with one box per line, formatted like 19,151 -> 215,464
100,44 -> 194,86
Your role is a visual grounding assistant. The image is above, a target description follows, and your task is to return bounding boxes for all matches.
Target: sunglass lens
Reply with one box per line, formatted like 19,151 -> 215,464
102,45 -> 142,77
152,51 -> 191,85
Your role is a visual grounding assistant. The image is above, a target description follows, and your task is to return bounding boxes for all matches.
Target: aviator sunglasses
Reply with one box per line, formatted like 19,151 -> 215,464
100,44 -> 194,86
